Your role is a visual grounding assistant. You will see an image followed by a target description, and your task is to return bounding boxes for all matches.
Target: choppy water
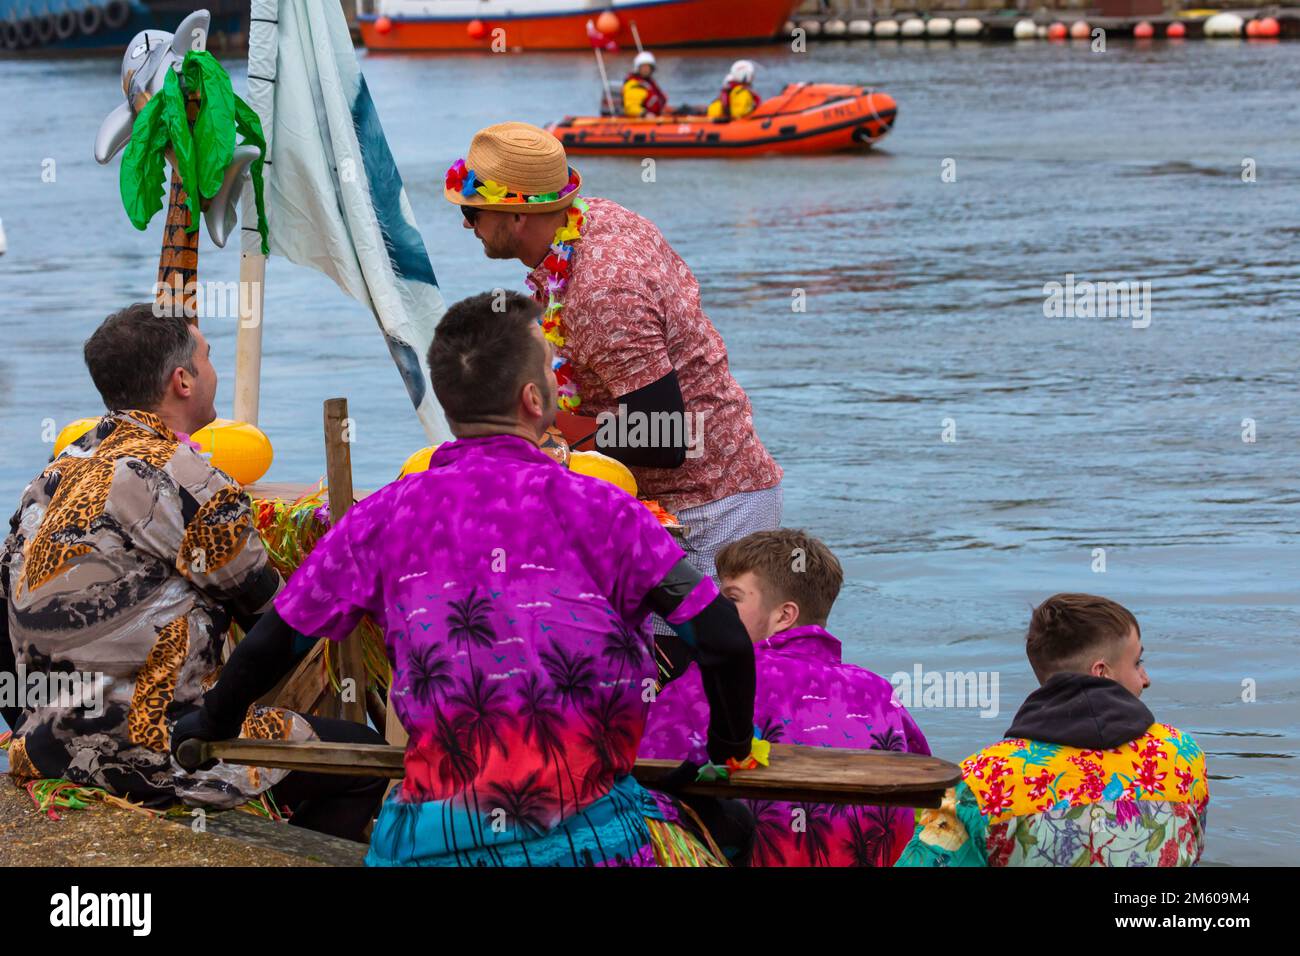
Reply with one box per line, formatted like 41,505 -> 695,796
1,37 -> 1297,865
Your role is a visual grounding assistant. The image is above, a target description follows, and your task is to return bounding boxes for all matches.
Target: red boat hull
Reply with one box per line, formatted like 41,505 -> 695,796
360,0 -> 801,51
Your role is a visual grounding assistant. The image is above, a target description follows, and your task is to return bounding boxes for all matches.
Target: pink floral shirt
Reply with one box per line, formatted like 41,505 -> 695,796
528,197 -> 782,511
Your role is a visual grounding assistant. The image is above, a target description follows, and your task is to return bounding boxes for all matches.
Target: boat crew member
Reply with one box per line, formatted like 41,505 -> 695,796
896,594 -> 1209,867
444,122 -> 784,647
0,304 -> 384,842
640,529 -> 932,866
174,291 -> 761,866
707,59 -> 761,119
622,50 -> 668,117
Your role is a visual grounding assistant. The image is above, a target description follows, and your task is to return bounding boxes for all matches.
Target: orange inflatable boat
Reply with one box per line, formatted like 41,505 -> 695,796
547,83 -> 897,158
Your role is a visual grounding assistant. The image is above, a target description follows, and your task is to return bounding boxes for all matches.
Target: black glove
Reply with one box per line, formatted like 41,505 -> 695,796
650,759 -> 702,797
170,706 -> 238,772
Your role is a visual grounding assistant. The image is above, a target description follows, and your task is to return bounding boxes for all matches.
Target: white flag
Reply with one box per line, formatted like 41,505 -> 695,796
244,0 -> 449,443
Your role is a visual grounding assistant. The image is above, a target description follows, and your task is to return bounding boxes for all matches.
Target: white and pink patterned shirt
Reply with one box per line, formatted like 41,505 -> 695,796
528,197 -> 782,512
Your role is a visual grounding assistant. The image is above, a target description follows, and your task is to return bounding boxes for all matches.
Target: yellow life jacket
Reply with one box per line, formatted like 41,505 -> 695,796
707,83 -> 758,120
622,77 -> 649,117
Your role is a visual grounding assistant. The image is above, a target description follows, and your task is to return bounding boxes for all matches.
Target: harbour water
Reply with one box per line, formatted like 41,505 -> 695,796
1,37 -> 1297,865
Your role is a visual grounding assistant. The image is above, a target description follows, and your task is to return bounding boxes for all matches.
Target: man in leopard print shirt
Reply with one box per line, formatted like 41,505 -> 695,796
0,304 -> 383,840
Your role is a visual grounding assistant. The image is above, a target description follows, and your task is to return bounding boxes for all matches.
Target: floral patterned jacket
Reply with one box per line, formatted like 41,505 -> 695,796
897,674 -> 1208,867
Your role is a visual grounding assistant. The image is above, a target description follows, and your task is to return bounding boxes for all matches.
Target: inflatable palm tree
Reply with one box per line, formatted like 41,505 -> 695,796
94,9 -> 267,317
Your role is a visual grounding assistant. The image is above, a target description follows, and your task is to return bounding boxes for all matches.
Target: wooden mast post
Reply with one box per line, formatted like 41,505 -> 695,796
233,250 -> 266,424
323,397 -> 368,724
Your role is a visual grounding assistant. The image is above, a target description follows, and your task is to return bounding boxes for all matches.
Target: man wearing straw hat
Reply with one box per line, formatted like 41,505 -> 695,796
444,122 -> 783,665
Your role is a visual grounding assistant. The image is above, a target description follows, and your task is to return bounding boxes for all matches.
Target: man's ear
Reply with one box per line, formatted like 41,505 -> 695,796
521,380 -> 543,419
1089,659 -> 1110,679
167,365 -> 190,399
778,600 -> 800,630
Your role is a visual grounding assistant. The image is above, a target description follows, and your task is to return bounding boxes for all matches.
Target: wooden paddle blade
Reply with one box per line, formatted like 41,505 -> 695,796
191,739 -> 406,778
184,740 -> 960,809
636,744 -> 961,808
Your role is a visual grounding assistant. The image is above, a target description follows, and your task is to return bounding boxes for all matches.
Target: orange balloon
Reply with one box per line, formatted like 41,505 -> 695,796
596,11 -> 620,35
467,18 -> 487,39
375,15 -> 392,34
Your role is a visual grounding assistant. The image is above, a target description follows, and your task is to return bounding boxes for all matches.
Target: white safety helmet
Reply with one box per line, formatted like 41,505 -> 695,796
633,51 -> 657,70
727,59 -> 756,84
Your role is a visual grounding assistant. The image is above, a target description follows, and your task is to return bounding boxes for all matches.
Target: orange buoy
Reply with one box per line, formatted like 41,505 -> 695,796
595,11 -> 620,36
375,15 -> 392,34
1069,20 -> 1090,39
54,416 -> 274,486
1245,18 -> 1261,37
398,445 -> 439,480
190,419 -> 274,485
1166,21 -> 1185,38
1047,22 -> 1067,40
1133,21 -> 1154,39
569,450 -> 637,497
1258,16 -> 1280,37
467,18 -> 487,39
53,418 -> 100,455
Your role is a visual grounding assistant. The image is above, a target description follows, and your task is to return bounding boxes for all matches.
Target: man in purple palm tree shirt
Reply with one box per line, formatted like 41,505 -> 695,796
173,291 -> 758,867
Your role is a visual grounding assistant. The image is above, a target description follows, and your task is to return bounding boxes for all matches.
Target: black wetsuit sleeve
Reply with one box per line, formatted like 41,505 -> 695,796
200,607 -> 312,736
0,600 -> 20,733
646,558 -> 755,763
594,370 -> 689,470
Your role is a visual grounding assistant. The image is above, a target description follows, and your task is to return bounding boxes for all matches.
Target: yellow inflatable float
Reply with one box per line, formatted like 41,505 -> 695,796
398,444 -> 637,496
54,416 -> 274,486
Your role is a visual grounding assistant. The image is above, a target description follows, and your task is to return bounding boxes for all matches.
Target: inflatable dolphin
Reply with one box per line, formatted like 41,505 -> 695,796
94,9 -> 258,249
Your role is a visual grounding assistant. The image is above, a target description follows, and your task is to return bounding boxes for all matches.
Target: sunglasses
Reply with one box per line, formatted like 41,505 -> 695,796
461,205 -> 480,225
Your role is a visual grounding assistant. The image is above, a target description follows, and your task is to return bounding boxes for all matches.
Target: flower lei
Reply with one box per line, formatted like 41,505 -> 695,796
444,158 -> 580,206
445,158 -> 585,411
527,197 -> 588,412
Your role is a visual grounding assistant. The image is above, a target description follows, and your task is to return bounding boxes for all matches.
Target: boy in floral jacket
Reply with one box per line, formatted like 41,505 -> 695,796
897,593 -> 1208,867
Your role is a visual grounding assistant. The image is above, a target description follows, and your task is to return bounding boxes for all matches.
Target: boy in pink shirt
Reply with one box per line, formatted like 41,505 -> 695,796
640,529 -> 930,866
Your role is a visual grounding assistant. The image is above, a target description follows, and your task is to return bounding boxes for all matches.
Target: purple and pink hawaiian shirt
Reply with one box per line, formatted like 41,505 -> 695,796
276,434 -> 690,865
639,624 -> 931,866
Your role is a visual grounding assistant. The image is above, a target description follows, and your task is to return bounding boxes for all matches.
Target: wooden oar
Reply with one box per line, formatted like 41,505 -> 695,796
178,739 -> 960,809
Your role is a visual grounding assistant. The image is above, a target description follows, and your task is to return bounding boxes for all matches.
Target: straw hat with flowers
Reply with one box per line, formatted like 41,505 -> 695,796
444,122 -> 582,215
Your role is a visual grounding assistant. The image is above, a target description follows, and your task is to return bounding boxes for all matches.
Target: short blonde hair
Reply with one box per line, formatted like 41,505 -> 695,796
716,529 -> 843,626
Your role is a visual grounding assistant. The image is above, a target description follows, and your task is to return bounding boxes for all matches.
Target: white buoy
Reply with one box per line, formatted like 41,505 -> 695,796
954,17 -> 983,37
848,19 -> 872,36
0,217 -> 6,256
1203,12 -> 1244,37
824,18 -> 848,36
927,17 -> 953,37
875,19 -> 900,38
900,17 -> 926,38
1036,24 -> 1047,38
1014,18 -> 1037,40
783,20 -> 796,35
798,18 -> 822,36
